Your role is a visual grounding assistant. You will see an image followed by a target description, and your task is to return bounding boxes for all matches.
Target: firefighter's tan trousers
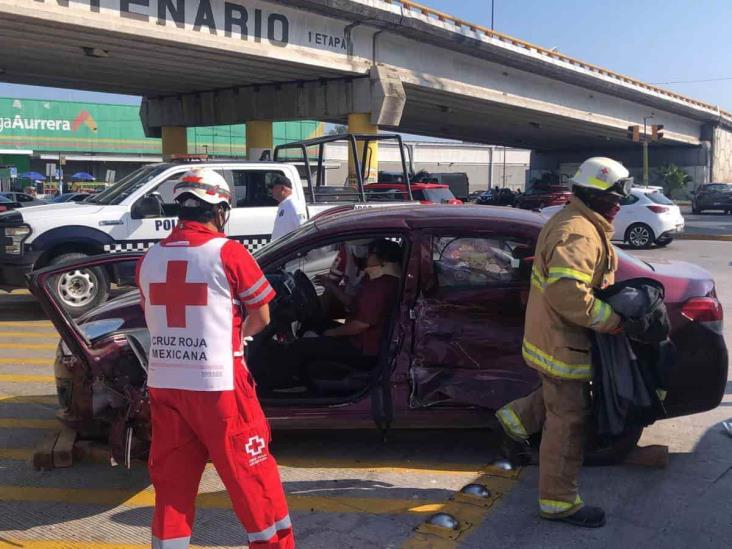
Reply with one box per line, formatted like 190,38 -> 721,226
496,373 -> 590,517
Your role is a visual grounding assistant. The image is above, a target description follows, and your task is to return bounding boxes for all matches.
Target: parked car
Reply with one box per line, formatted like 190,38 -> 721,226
476,187 -> 517,207
50,192 -> 92,204
0,194 -> 21,213
0,191 -> 47,207
515,185 -> 571,210
365,183 -> 463,204
691,183 -> 732,214
540,188 -> 685,248
419,172 -> 470,202
30,205 -> 727,467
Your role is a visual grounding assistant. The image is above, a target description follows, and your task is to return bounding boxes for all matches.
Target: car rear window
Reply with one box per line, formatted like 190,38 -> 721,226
704,183 -> 732,192
646,191 -> 674,205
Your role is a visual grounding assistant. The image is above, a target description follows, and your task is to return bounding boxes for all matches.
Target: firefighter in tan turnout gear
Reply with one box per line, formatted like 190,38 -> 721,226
496,157 -> 634,528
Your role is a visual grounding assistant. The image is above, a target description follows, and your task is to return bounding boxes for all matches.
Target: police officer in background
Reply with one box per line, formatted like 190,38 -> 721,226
496,157 -> 634,529
270,174 -> 306,241
137,168 -> 294,548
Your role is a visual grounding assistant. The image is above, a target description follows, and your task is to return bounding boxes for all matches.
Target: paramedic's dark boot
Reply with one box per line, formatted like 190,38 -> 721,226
543,505 -> 606,528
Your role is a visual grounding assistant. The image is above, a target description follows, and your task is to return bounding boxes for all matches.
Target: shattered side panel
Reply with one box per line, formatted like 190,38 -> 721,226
409,290 -> 539,409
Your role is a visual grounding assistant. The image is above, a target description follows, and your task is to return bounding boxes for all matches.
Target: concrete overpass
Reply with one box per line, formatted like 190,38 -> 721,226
2,0 -> 731,181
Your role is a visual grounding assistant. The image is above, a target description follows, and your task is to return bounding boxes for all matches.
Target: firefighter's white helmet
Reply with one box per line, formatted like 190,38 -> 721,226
173,169 -> 232,207
571,157 -> 632,197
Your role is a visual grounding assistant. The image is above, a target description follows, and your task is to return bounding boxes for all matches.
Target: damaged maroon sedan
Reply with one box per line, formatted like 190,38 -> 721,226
29,206 -> 727,466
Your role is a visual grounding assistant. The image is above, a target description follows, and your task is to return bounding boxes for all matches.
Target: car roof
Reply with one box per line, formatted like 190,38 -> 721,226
632,186 -> 664,194
314,204 -> 545,233
367,183 -> 450,190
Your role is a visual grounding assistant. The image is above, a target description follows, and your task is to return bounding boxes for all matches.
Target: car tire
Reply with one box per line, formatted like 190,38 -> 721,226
48,252 -> 110,317
691,204 -> 701,214
625,223 -> 655,249
584,426 -> 643,466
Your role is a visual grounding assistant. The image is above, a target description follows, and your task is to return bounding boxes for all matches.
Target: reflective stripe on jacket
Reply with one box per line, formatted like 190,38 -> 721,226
523,197 -> 621,381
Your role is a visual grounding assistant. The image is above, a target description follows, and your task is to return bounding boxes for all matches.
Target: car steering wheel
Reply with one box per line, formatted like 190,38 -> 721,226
291,270 -> 324,327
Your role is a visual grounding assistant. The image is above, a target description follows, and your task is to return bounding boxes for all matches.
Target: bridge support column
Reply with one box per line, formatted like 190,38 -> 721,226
161,127 -> 188,156
246,120 -> 273,161
348,113 -> 378,185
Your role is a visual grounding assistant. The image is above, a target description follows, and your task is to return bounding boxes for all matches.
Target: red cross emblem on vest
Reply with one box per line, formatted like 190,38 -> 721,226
149,261 -> 208,328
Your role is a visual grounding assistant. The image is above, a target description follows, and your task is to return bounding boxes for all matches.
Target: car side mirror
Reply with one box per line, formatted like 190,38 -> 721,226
132,194 -> 163,219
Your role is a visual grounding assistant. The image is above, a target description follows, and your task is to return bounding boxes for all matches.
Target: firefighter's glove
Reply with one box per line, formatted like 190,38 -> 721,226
621,316 -> 650,340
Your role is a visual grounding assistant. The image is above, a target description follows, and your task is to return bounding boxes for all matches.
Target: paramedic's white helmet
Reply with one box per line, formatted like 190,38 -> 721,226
571,157 -> 633,197
173,169 -> 232,207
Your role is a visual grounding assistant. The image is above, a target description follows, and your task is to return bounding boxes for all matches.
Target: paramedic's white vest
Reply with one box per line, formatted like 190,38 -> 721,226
139,237 -> 237,391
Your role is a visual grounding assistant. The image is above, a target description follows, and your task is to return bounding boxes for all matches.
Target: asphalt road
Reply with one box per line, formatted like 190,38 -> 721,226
680,206 -> 732,237
0,239 -> 730,548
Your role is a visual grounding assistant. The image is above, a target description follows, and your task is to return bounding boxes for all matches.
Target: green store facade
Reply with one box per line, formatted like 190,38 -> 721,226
0,96 -> 321,191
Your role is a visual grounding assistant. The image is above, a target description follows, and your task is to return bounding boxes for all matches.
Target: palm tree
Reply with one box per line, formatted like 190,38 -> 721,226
657,164 -> 692,198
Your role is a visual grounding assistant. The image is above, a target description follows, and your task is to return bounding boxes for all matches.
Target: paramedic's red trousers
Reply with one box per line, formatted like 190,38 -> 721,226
148,362 -> 294,548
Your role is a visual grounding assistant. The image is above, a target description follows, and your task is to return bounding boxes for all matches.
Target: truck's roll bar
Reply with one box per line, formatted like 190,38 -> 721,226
273,133 -> 413,203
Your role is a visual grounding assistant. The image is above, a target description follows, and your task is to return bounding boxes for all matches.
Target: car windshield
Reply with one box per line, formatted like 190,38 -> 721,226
646,191 -> 674,205
421,188 -> 455,202
0,195 -> 11,203
85,164 -> 169,205
705,183 -> 732,192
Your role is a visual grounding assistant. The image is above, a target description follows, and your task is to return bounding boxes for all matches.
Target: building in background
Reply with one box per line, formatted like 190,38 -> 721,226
0,95 -> 530,195
321,141 -> 529,192
0,96 -> 322,191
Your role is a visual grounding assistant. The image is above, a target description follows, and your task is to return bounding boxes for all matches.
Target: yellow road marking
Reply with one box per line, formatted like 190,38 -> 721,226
0,343 -> 57,350
278,456 -> 485,475
0,394 -> 57,405
0,321 -> 53,328
402,472 -> 522,548
0,374 -> 55,384
0,448 -> 33,460
0,443 -> 501,482
0,541 -> 212,549
0,419 -> 59,429
0,358 -> 51,366
0,331 -> 58,339
0,485 -> 442,516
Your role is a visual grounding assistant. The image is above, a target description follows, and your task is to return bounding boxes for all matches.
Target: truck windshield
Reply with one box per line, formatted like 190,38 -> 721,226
420,188 -> 455,203
86,165 -> 170,205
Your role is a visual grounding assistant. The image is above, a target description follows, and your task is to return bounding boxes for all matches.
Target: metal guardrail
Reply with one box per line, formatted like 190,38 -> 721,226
382,0 -> 728,118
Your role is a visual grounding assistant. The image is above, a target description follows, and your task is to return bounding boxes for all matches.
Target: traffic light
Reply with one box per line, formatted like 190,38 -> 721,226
652,124 -> 664,141
627,125 -> 640,142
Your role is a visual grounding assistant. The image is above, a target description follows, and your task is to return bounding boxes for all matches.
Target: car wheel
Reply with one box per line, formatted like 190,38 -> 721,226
691,204 -> 701,214
625,223 -> 655,249
49,252 -> 110,317
584,426 -> 643,466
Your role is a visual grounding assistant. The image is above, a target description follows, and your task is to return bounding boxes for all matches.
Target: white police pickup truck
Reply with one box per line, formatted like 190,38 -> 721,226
0,134 -> 416,315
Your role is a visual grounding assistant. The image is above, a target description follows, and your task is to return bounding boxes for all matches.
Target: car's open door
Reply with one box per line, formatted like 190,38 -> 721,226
26,252 -> 144,367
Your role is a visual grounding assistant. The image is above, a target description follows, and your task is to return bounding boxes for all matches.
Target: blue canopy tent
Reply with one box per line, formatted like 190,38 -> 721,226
71,172 -> 95,181
18,171 -> 46,181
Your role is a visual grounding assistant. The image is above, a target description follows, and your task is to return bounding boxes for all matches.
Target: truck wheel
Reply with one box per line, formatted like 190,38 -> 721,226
49,252 -> 110,317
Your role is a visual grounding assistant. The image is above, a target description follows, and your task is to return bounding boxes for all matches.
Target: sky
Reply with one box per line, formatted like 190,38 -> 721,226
1,0 -> 731,109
